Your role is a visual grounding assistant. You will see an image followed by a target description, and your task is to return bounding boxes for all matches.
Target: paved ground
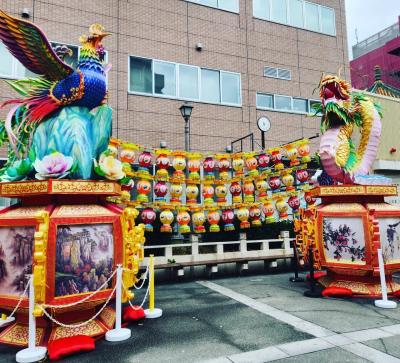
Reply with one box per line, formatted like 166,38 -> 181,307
1,272 -> 400,362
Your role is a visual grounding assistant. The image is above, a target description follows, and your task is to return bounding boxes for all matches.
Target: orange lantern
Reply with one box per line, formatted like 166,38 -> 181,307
107,138 -> 119,157
284,143 -> 299,166
207,209 -> 220,232
172,151 -> 186,180
159,206 -> 174,233
304,190 -> 316,207
187,152 -> 202,180
237,206 -> 250,229
202,182 -> 215,205
297,139 -> 311,163
170,183 -> 184,204
155,148 -> 171,179
177,209 -> 191,234
243,179 -> 255,203
136,175 -> 152,203
186,183 -> 199,205
244,153 -> 259,177
215,183 -> 228,204
232,153 -> 245,176
216,154 -> 231,180
281,170 -> 295,191
263,200 -> 276,224
275,196 -> 289,220
120,142 -> 139,164
249,205 -> 262,227
255,178 -> 268,202
192,209 -> 206,233
270,148 -> 284,170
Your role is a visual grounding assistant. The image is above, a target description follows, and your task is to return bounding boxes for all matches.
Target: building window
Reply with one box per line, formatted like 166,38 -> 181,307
252,0 -> 336,36
264,66 -> 291,80
129,56 -> 242,107
256,92 -> 322,115
186,0 -> 239,13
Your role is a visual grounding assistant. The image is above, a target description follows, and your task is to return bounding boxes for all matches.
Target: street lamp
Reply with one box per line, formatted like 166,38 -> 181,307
179,102 -> 193,152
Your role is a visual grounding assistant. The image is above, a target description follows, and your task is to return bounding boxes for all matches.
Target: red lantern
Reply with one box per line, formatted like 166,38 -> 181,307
141,208 -> 156,232
249,205 -> 262,227
270,149 -> 284,170
207,210 -> 220,232
304,191 -> 316,206
243,180 -> 255,203
203,156 -> 216,179
216,154 -> 231,180
262,201 -> 275,224
222,209 -> 235,231
288,195 -> 300,217
138,151 -> 152,173
268,176 -> 281,193
155,150 -> 170,179
258,153 -> 270,172
296,169 -> 309,184
154,181 -> 168,202
229,181 -> 242,204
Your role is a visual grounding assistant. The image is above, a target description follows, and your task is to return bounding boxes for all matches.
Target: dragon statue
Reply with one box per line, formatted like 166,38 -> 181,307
316,74 -> 383,184
0,10 -> 112,180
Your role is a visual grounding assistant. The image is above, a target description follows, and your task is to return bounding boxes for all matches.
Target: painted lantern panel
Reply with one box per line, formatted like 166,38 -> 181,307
378,217 -> 400,263
55,223 -> 114,297
322,217 -> 366,264
0,226 -> 34,296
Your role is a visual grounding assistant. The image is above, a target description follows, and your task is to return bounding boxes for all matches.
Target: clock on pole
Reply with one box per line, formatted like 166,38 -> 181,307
257,116 -> 271,148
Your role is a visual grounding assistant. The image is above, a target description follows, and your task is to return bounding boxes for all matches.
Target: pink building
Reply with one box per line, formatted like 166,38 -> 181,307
351,19 -> 400,90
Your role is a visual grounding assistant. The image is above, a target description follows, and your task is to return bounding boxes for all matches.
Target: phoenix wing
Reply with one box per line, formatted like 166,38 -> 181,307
0,10 -> 73,81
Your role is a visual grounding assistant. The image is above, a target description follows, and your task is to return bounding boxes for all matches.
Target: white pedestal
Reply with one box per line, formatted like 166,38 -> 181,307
374,299 -> 398,309
145,308 -> 162,319
16,347 -> 47,363
0,316 -> 15,328
105,328 -> 131,342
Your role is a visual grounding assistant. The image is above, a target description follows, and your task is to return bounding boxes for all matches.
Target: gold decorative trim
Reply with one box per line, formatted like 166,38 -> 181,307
366,186 -> 397,195
1,181 -> 48,195
54,205 -> 115,217
312,185 -> 398,197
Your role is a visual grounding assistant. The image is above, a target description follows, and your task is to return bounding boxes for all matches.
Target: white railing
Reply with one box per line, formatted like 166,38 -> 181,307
141,232 -> 294,267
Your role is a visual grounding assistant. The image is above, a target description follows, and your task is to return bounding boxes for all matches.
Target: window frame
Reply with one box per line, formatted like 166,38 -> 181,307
264,66 -> 291,81
252,0 -> 336,37
185,0 -> 240,14
256,92 -> 318,115
128,55 -> 242,107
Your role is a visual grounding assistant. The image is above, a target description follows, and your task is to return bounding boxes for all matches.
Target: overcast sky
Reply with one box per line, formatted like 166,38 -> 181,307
345,0 -> 400,59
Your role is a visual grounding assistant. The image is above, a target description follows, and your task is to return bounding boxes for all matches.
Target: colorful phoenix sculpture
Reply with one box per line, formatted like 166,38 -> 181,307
316,74 -> 383,184
0,10 -> 112,180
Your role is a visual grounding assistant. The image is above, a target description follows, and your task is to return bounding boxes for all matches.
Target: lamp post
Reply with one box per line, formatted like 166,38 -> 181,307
179,102 -> 193,152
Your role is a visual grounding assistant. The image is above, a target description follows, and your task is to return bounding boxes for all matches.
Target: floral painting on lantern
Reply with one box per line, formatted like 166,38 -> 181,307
0,226 -> 34,296
322,217 -> 366,264
55,223 -> 114,297
378,217 -> 400,263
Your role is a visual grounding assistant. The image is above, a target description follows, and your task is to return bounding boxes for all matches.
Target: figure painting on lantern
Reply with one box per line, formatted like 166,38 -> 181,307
378,218 -> 400,262
0,226 -> 34,296
55,223 -> 114,297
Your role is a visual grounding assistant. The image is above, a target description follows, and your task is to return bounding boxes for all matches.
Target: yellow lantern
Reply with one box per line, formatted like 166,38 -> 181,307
186,183 -> 199,205
297,139 -> 311,163
155,148 -> 171,179
120,142 -> 139,164
284,143 -> 299,166
170,183 -> 183,204
108,138 -> 119,157
232,153 -> 245,176
244,153 -> 258,177
172,151 -> 186,180
255,178 -> 268,202
207,209 -> 221,232
281,170 -> 295,191
215,183 -> 228,204
177,209 -> 191,234
262,200 -> 276,224
237,206 -> 250,229
192,209 -> 206,233
160,207 -> 174,233
275,196 -> 289,220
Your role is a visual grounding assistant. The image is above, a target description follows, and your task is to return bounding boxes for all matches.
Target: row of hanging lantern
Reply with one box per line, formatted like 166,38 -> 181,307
138,190 -> 317,234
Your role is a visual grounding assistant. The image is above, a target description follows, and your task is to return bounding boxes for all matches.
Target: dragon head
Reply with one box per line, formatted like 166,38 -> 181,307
79,24 -> 110,61
319,74 -> 352,131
